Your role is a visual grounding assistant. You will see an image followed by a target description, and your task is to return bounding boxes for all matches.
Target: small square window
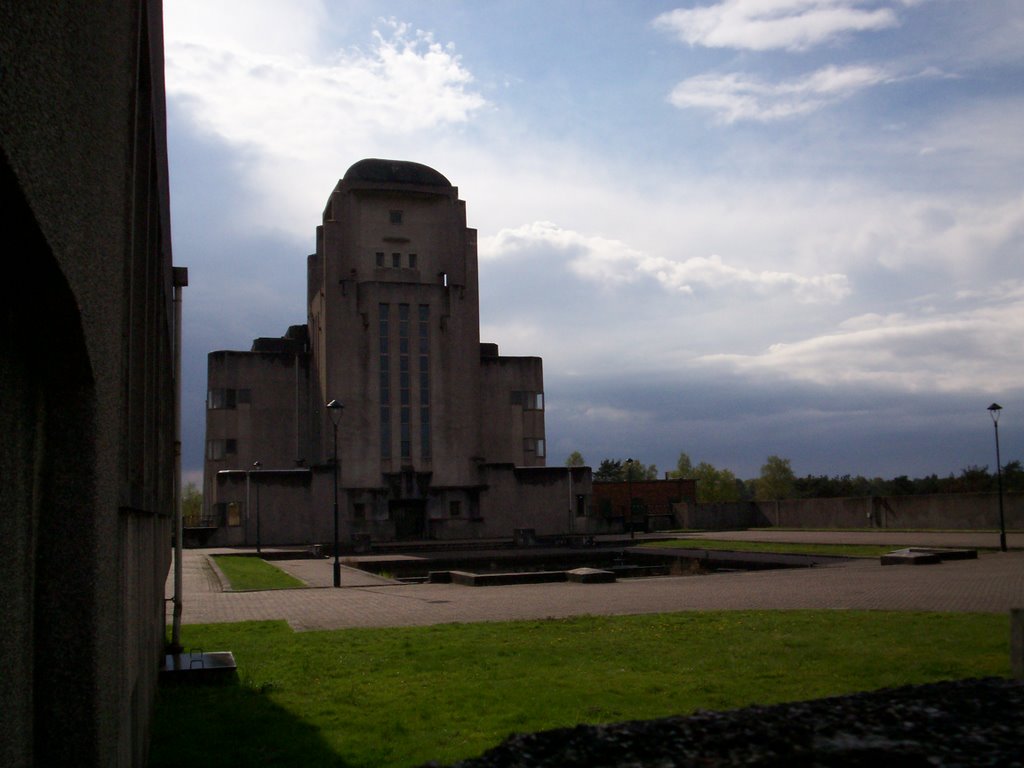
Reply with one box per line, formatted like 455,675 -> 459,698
216,502 -> 243,526
523,437 -> 545,457
389,210 -> 403,224
206,438 -> 238,460
449,500 -> 462,517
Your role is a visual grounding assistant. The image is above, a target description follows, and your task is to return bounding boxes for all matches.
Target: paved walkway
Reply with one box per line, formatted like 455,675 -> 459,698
167,535 -> 1024,632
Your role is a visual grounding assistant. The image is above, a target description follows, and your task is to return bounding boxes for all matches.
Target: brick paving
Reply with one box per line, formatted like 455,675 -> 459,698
168,533 -> 1024,632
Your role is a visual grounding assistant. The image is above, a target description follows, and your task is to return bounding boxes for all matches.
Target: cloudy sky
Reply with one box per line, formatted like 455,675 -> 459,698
165,0 -> 1023,484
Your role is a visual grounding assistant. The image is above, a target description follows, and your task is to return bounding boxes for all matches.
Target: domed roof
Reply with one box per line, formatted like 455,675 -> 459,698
343,159 -> 451,188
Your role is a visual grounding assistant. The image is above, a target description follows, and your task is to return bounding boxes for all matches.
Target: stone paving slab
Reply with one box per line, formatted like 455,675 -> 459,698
169,549 -> 1024,632
271,557 -> 400,588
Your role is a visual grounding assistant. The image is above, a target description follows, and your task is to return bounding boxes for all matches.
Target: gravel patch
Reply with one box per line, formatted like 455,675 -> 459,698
425,678 -> 1022,767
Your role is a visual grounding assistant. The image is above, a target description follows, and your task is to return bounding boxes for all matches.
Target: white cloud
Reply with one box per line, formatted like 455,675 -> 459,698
164,0 -> 329,58
166,20 -> 485,155
165,13 -> 485,234
481,221 -> 646,286
481,221 -> 850,302
654,0 -> 901,52
699,282 -> 1024,393
643,254 -> 850,302
668,64 -> 893,122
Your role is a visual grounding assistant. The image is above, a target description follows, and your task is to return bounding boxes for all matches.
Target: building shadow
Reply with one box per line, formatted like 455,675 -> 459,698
150,677 -> 349,767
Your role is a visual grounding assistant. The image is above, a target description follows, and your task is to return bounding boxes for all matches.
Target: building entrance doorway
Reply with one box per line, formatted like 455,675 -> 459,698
390,500 -> 426,540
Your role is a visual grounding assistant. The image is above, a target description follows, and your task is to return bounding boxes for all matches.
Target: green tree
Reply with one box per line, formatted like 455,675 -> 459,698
182,481 -> 202,524
624,459 -> 657,481
693,462 -> 741,503
565,451 -> 585,467
594,459 -> 623,482
595,458 -> 658,481
952,464 -> 993,493
756,455 -> 795,501
1002,460 -> 1023,493
668,452 -> 694,479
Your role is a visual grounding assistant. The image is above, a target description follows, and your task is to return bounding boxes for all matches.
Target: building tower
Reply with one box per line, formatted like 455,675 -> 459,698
203,159 -> 590,545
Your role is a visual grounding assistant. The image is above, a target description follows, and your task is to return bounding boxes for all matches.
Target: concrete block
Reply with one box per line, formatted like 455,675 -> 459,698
160,652 -> 237,684
567,567 -> 616,584
880,549 -> 942,566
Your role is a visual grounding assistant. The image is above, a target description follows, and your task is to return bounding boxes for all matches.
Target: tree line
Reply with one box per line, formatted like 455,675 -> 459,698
567,451 -> 1023,503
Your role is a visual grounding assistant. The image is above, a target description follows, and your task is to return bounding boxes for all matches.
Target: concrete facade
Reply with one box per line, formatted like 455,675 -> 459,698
201,160 -> 592,547
0,2 -> 177,765
593,479 -> 698,531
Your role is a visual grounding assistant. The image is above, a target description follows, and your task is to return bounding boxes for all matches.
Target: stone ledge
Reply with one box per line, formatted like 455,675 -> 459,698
567,567 -> 616,584
880,547 -> 977,566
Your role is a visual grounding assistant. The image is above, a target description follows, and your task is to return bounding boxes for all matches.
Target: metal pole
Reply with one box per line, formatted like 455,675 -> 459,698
994,418 -> 1006,552
333,420 -> 341,587
170,267 -> 187,653
254,461 -> 262,554
627,459 -> 634,539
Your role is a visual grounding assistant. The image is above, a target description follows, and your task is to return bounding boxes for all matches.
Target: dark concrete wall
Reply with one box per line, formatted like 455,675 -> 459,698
480,355 -> 546,466
594,479 -> 697,528
0,2 -> 175,765
678,492 -> 1024,531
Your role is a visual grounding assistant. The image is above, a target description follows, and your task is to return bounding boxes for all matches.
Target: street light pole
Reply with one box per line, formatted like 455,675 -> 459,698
988,403 -> 1007,552
253,460 -> 262,554
327,400 -> 344,587
626,458 -> 635,539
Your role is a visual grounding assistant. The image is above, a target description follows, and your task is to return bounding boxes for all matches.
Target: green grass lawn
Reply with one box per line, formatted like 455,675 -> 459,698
212,555 -> 306,591
639,539 -> 896,557
150,611 -> 1009,768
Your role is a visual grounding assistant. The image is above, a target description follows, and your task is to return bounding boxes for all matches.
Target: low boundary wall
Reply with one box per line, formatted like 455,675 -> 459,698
677,491 -> 1023,531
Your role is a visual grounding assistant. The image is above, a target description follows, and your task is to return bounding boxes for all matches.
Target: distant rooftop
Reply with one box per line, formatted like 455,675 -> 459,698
343,158 -> 451,188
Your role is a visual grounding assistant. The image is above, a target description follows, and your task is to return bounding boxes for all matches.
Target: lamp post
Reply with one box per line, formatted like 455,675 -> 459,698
252,460 -> 262,554
327,399 -> 344,587
626,458 -> 635,538
987,403 -> 1007,552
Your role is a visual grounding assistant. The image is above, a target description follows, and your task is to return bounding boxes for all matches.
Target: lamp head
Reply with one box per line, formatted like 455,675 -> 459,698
988,403 -> 1003,424
327,399 -> 344,426
253,460 -> 262,470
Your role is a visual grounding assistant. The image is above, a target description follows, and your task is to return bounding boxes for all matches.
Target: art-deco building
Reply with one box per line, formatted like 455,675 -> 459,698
2,2 -> 178,764
200,159 -> 592,546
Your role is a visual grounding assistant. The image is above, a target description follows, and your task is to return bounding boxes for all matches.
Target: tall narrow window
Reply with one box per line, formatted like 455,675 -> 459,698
225,502 -> 243,526
418,304 -> 430,458
399,304 -> 411,459
376,251 -> 385,267
379,303 -> 391,458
